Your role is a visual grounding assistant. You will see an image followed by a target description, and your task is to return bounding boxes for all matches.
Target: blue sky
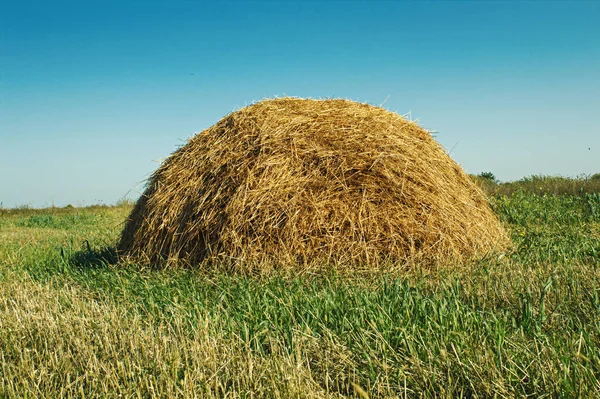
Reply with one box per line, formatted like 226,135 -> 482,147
1,0 -> 599,208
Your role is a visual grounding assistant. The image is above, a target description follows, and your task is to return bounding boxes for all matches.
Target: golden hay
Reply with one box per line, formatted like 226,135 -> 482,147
118,98 -> 509,270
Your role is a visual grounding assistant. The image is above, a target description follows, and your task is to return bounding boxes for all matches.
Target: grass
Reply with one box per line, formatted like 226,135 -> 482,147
1,186 -> 600,398
472,173 -> 600,197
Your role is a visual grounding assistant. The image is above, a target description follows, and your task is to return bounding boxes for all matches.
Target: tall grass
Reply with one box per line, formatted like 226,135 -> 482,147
1,192 -> 599,398
472,173 -> 600,196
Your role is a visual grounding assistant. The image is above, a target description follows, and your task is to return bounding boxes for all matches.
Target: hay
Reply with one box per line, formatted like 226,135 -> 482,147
118,97 -> 509,270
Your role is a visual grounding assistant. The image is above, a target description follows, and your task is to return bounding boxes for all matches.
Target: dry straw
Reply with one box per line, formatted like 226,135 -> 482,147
118,98 -> 509,271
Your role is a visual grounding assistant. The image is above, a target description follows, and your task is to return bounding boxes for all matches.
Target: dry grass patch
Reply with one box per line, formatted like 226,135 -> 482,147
0,271 -> 346,398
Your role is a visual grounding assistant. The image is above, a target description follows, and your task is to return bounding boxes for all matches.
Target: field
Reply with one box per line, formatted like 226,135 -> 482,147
1,180 -> 600,398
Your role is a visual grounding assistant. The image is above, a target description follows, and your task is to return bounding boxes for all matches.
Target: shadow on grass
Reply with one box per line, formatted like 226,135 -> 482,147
68,241 -> 118,270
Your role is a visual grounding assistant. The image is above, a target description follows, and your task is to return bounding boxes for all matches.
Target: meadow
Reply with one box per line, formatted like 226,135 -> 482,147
1,176 -> 600,398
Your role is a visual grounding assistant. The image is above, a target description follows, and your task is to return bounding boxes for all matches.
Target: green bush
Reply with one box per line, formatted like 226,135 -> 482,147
472,174 -> 600,197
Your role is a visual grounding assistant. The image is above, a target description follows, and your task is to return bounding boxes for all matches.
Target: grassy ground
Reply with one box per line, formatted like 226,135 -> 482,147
1,190 -> 600,398
472,173 -> 600,197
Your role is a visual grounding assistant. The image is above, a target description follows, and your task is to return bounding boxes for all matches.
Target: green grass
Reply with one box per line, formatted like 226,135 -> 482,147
472,173 -> 600,197
1,191 -> 600,398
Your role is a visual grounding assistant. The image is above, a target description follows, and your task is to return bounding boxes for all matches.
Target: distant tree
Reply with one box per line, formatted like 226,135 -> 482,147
478,172 -> 498,184
590,173 -> 600,181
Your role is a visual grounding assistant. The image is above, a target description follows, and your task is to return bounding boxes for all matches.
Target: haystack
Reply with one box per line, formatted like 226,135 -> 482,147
118,98 -> 509,270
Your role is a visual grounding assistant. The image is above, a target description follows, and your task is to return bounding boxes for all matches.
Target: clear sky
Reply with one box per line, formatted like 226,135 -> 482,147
1,0 -> 599,208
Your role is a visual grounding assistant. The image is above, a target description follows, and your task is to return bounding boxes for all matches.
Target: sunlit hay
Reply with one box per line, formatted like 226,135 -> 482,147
118,98 -> 510,271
